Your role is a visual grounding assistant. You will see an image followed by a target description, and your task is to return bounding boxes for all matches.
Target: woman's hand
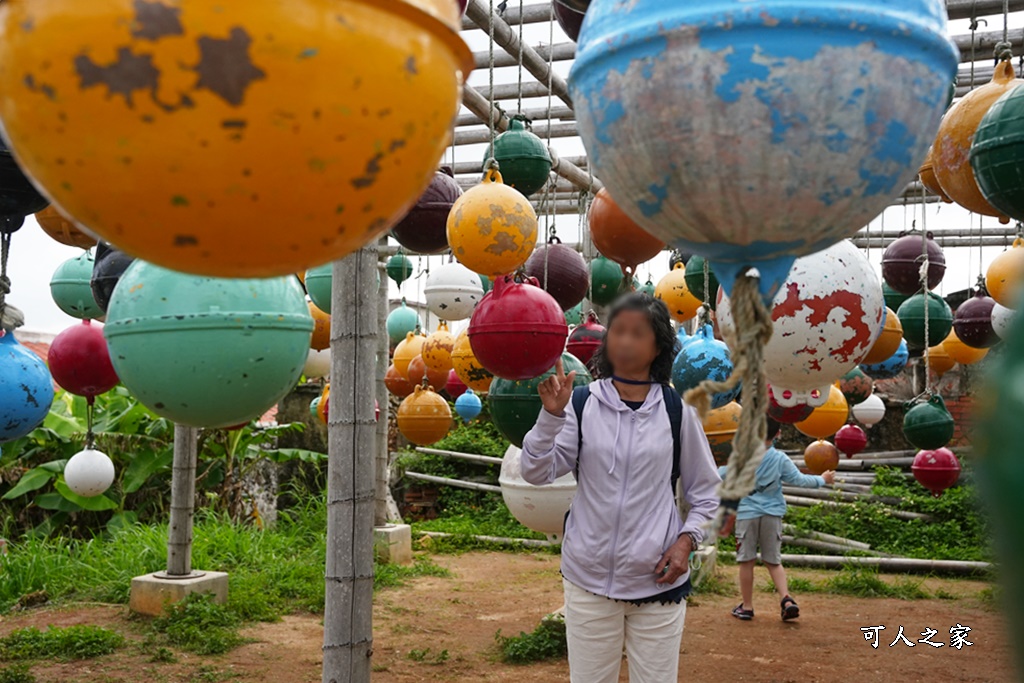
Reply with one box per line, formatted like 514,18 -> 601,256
537,357 -> 577,417
655,534 -> 693,584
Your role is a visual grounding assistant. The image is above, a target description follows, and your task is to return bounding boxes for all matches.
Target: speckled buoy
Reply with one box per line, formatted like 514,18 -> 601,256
50,251 -> 104,320
0,331 -> 54,442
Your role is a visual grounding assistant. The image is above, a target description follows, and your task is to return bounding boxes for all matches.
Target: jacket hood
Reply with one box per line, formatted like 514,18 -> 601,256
589,378 -> 665,415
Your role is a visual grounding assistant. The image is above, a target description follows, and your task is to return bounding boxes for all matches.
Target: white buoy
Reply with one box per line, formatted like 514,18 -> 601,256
499,445 -> 577,543
64,448 -> 115,497
304,348 -> 331,379
991,303 -> 1017,340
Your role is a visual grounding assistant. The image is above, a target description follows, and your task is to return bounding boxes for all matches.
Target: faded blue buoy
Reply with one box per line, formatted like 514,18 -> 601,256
671,324 -> 739,409
0,332 -> 54,442
570,0 -> 958,301
861,339 -> 910,380
455,388 -> 483,422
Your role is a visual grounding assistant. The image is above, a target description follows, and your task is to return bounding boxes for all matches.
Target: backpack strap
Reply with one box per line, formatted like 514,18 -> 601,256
571,385 -> 591,480
662,384 -> 683,493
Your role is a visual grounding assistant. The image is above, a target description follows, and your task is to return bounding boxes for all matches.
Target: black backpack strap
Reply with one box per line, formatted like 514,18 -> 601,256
571,385 -> 591,480
662,384 -> 683,492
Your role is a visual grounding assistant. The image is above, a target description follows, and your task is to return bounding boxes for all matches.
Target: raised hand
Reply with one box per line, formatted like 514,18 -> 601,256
537,357 -> 577,417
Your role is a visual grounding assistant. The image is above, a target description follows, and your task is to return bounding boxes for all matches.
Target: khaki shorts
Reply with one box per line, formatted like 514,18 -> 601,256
735,515 -> 783,565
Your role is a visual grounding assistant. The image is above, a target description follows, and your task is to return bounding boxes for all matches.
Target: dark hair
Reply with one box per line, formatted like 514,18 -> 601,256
765,417 -> 782,441
589,292 -> 680,384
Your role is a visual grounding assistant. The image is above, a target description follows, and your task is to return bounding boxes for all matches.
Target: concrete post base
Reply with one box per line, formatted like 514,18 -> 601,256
690,545 -> 718,588
374,523 -> 413,565
129,571 -> 229,617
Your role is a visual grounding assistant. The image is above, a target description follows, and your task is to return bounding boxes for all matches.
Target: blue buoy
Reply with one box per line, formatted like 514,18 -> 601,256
671,324 -> 739,409
0,332 -> 54,442
455,388 -> 483,422
861,339 -> 910,380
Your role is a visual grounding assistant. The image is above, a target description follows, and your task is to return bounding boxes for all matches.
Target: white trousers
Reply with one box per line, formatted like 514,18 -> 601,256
563,578 -> 686,683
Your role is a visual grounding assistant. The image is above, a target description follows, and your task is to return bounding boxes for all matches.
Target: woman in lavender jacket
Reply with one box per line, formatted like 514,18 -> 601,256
521,293 -> 721,683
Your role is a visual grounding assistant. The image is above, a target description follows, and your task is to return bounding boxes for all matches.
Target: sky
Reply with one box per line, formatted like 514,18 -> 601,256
9,8 -> 1024,336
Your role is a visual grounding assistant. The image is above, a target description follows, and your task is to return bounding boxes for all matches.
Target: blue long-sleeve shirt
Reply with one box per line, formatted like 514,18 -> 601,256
717,446 -> 825,520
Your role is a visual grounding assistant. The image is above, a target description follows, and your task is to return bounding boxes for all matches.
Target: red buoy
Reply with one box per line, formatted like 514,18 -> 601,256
834,423 -> 868,458
911,447 -> 961,497
47,320 -> 118,399
566,311 -> 605,366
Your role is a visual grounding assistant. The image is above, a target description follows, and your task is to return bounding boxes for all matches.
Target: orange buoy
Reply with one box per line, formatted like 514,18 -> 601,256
0,0 -> 473,277
861,308 -> 903,364
654,263 -> 701,323
451,329 -> 493,393
317,383 -> 330,425
385,363 -> 416,398
918,146 -> 952,203
942,329 -> 988,366
35,205 -> 96,249
701,400 -> 741,467
803,440 -> 839,475
447,169 -> 537,277
406,354 -> 448,391
795,385 -> 849,440
933,61 -> 1020,222
309,301 -> 330,351
397,385 -> 452,445
422,322 -> 456,374
927,342 -> 957,377
589,188 -> 665,272
393,331 -> 427,379
986,237 -> 1024,308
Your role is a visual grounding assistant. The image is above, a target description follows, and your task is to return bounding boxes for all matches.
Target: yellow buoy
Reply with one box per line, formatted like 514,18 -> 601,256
309,301 -> 330,352
927,342 -> 957,377
451,329 -> 493,393
942,329 -> 988,366
397,385 -> 452,445
986,237 -> 1024,308
795,385 -> 849,440
393,331 -> 427,380
861,308 -> 903,364
422,322 -> 455,374
654,263 -> 701,323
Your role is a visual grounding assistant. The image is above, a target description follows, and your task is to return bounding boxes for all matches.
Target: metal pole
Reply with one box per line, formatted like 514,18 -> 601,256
165,424 -> 198,577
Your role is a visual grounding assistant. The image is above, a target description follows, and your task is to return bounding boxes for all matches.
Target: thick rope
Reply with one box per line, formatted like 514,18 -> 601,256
920,186 -> 932,391
995,0 -> 1013,62
683,272 -> 773,531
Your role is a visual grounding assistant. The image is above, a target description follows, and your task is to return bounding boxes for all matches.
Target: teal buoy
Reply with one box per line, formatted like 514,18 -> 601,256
387,300 -> 422,345
50,251 -> 103,320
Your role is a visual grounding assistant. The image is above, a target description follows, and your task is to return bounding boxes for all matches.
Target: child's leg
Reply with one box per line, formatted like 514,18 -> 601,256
765,562 -> 788,598
739,560 -> 756,610
733,517 -> 760,611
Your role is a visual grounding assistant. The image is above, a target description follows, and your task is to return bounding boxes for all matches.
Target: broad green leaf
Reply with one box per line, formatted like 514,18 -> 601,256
106,511 -> 139,534
35,491 -> 81,512
54,480 -> 118,511
262,448 -> 327,464
2,466 -> 56,499
122,449 -> 173,494
43,410 -> 84,437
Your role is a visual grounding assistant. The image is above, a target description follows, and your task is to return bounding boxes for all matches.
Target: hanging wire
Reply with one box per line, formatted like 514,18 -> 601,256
516,0 -> 525,113
486,0 -> 498,166
996,0 -> 1014,62
920,184 -> 932,394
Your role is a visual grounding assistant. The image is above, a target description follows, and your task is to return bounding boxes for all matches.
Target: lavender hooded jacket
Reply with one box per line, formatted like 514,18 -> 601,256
521,379 -> 722,600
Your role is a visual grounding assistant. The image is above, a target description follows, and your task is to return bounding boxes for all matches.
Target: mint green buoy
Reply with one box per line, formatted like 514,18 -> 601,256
386,299 -> 422,345
306,263 -> 380,314
50,251 -> 103,320
104,262 -> 313,428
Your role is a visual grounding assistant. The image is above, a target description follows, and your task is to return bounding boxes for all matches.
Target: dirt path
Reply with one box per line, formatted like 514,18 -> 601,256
0,552 -> 1013,682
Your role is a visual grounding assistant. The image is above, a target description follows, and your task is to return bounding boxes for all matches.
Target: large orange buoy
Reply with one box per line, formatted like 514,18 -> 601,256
795,385 -> 849,440
861,308 -> 903,364
0,0 -> 473,277
927,341 -> 957,377
397,385 -> 452,445
589,188 -> 665,272
447,169 -> 537,277
422,322 -> 455,374
803,440 -> 839,475
393,331 -> 427,379
35,205 -> 95,249
701,400 -> 741,467
942,329 -> 988,366
309,301 -> 330,351
918,146 -> 952,203
654,263 -> 701,323
451,329 -> 493,393
933,61 -> 1020,221
385,363 -> 416,398
986,237 -> 1024,308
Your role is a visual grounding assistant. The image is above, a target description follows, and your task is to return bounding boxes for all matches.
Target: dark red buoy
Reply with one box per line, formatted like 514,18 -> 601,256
47,320 -> 119,399
882,232 -> 946,295
767,387 -> 815,424
553,0 -> 585,42
566,311 -> 605,366
445,369 -> 468,400
835,423 -> 868,458
911,447 -> 961,497
953,291 -> 998,349
391,167 -> 462,255
524,237 -> 590,311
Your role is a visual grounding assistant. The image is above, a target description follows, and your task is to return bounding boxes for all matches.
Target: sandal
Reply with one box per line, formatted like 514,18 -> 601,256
731,604 -> 754,621
781,595 -> 800,621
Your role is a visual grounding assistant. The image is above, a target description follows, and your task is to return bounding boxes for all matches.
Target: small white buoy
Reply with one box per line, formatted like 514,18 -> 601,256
64,448 -> 115,497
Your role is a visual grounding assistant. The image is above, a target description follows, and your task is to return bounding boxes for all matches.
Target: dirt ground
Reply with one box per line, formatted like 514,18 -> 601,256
0,551 -> 1014,683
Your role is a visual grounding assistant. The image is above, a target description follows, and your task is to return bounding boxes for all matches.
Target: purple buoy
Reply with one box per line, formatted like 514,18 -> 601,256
524,237 -> 590,311
553,0 -> 585,42
882,232 -> 946,295
391,167 -> 462,255
953,290 -> 998,349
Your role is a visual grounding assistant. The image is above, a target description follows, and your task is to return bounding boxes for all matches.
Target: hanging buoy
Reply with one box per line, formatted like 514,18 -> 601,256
654,263 -> 701,324
839,368 -> 874,407
927,342 -> 956,377
953,290 -> 998,349
50,252 -> 104,320
992,303 -> 1017,340
35,205 -> 95,249
835,424 -> 868,459
397,385 -> 452,446
861,308 -> 904,364
90,242 -> 134,314
803,441 -> 839,475
386,300 -> 422,345
308,301 -> 330,352
882,233 -> 946,296
391,167 -> 463,255
589,255 -> 628,307
973,83 -> 1024,222
898,291 -> 953,349
638,279 -> 656,298
0,0 -> 473,277
451,329 -> 493,393
0,137 -> 48,228
318,383 -> 330,425
406,354 -> 448,391
424,262 -> 484,321
445,368 -> 469,400
483,116 -> 552,197
385,363 -> 416,398
304,263 -> 332,314
0,331 -> 54,442
104,261 -> 313,428
448,168 -> 538,277
684,256 -> 719,311
467,275 -> 568,381
553,0 -> 585,42
942,329 -> 988,366
565,311 -> 605,366
422,323 -> 456,375
903,394 -> 955,451
918,146 -> 952,203
63,448 -> 115,497
393,331 -> 427,380
386,254 -> 415,286
794,386 -> 849,440
933,60 -> 1020,222
883,282 -> 911,313
524,237 -> 589,312
852,393 -> 886,429
47,320 -> 118,399
589,188 -> 665,273
309,396 -> 321,419
304,348 -> 331,379
455,388 -> 483,422
701,401 -> 741,467
911,447 -> 961,497
861,339 -> 910,380
767,387 -> 815,425
564,302 -> 584,327
671,324 -> 738,410
490,353 -> 592,447
986,238 -> 1024,308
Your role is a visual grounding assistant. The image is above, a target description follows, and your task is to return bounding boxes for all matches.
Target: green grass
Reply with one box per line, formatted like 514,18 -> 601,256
0,664 -> 35,683
152,594 -> 245,655
495,613 -> 567,664
0,625 -> 123,661
755,565 -> 932,600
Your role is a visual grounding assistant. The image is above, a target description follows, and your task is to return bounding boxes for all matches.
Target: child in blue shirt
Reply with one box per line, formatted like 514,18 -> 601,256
718,417 -> 835,621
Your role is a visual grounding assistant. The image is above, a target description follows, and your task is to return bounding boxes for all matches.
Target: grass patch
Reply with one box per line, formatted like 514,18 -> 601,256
0,665 -> 35,683
759,576 -> 817,594
152,594 -> 245,655
0,625 -> 123,661
824,565 -> 930,600
690,570 -> 735,597
495,613 -> 567,664
407,647 -> 450,664
375,556 -> 451,590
